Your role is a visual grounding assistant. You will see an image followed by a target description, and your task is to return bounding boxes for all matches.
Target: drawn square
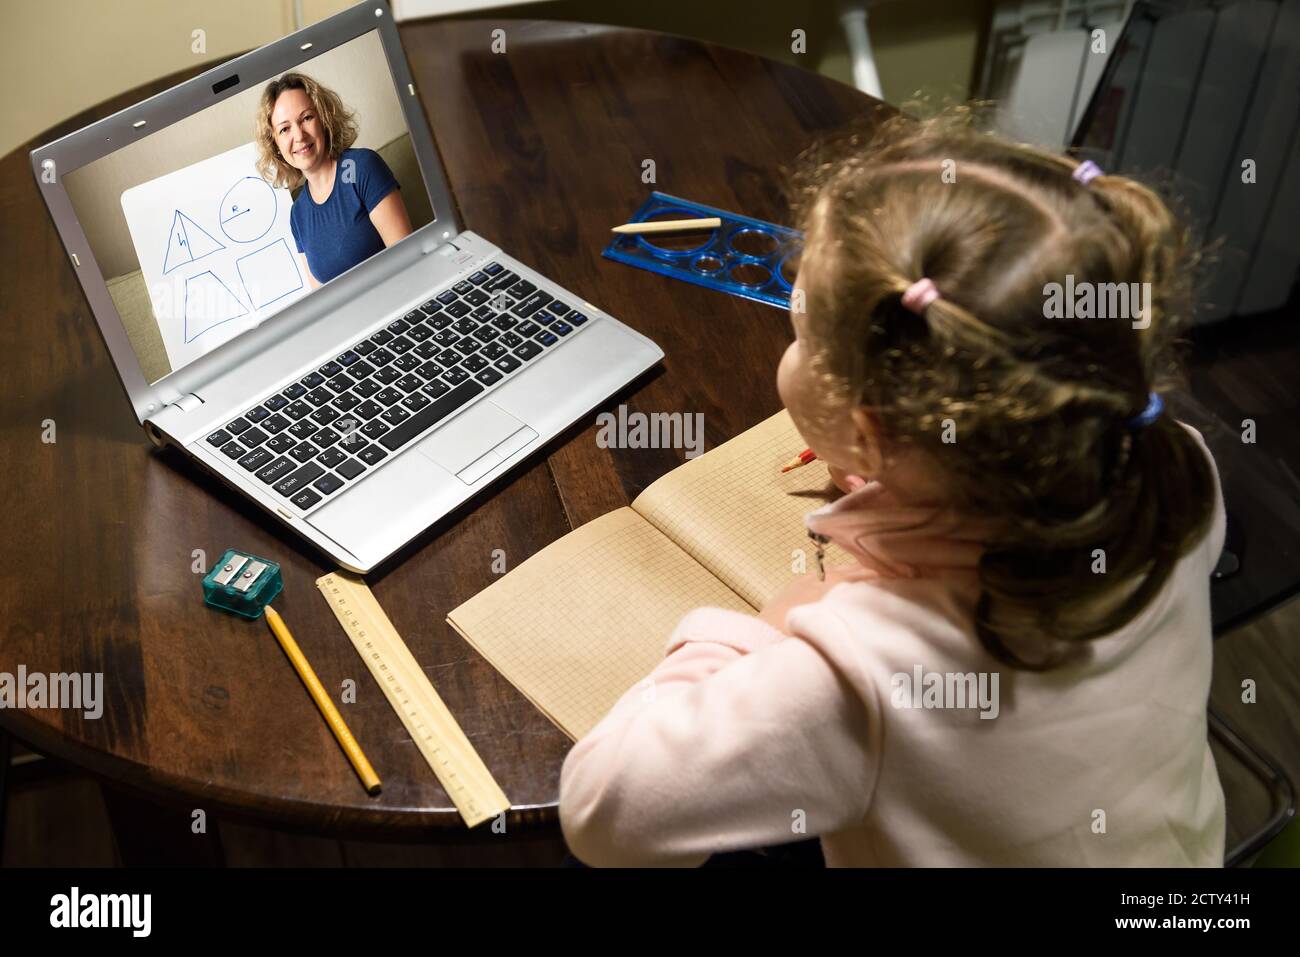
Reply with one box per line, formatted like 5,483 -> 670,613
236,238 -> 304,310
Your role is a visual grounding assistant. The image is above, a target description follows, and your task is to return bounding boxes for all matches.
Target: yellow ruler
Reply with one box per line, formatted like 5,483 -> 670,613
315,571 -> 510,828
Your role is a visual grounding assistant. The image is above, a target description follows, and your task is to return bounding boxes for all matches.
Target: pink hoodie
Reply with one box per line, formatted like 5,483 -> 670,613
559,423 -> 1227,867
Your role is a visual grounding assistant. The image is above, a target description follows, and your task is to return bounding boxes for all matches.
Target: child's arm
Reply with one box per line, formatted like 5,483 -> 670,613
559,606 -> 880,867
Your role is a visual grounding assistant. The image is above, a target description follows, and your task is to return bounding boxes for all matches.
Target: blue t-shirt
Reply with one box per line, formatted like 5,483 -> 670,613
290,147 -> 399,284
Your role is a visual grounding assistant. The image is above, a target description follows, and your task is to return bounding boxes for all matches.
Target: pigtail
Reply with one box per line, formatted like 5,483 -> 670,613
785,113 -> 1216,670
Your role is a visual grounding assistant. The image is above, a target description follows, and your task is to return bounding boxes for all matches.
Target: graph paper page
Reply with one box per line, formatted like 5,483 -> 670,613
632,409 -> 846,609
446,508 -> 750,741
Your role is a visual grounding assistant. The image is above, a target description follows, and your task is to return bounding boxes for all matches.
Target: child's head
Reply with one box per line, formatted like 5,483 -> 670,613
779,113 -> 1215,669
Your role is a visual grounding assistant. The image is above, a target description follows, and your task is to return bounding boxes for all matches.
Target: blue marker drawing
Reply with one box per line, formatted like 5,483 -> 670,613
236,238 -> 303,310
183,270 -> 247,342
162,210 -> 224,274
219,177 -> 277,243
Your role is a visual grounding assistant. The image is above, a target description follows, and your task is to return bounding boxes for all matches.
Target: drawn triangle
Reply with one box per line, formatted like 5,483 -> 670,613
177,211 -> 225,260
162,210 -> 192,274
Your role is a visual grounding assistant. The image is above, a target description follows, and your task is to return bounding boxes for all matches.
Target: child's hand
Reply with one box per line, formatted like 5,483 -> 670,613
826,464 -> 867,495
758,566 -> 864,632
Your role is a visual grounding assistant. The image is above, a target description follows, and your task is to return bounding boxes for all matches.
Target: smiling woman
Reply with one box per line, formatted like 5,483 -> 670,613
253,72 -> 412,287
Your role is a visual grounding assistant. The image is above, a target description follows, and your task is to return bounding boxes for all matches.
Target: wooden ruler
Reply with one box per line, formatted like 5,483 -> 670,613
315,572 -> 510,828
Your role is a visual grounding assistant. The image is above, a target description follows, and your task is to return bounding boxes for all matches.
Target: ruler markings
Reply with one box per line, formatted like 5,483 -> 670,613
315,572 -> 509,828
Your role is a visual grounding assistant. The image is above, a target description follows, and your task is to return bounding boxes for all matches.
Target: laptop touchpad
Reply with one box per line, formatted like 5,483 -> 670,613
414,401 -> 534,483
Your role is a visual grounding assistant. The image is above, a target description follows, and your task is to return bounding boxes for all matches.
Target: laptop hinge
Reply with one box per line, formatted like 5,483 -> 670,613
145,394 -> 202,448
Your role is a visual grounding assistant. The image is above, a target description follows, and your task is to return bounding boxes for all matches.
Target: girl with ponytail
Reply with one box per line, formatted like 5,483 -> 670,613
559,114 -> 1226,868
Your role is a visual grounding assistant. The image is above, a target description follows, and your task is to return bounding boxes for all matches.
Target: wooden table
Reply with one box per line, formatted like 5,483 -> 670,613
0,18 -> 875,841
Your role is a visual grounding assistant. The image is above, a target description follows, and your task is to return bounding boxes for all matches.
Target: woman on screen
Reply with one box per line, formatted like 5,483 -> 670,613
255,72 -> 412,288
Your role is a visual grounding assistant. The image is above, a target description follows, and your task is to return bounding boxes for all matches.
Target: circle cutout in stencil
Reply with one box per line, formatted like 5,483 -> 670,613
778,249 -> 802,288
635,209 -> 717,255
730,262 -> 771,286
693,255 -> 723,274
727,228 -> 779,258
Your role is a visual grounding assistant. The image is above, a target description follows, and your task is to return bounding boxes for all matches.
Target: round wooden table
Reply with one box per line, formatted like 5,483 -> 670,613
0,18 -> 879,843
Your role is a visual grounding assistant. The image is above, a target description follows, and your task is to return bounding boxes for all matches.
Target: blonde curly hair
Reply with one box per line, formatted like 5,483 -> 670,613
254,72 -> 358,189
783,109 -> 1215,671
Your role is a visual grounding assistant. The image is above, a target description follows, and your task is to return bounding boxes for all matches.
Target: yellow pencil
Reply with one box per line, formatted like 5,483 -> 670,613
263,605 -> 382,795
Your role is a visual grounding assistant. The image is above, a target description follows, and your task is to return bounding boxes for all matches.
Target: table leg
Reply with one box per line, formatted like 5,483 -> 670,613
0,726 -> 11,863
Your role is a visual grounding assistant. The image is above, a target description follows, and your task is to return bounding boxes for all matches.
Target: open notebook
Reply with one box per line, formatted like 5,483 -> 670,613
446,409 -> 847,740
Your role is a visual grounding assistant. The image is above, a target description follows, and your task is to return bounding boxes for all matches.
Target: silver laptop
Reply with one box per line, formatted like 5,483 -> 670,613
30,0 -> 662,573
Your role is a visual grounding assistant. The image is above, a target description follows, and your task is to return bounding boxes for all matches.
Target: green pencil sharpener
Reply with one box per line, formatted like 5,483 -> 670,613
202,549 -> 283,619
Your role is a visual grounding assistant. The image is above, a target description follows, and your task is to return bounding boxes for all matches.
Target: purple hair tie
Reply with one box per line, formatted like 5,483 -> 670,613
901,278 -> 940,314
1073,160 -> 1104,185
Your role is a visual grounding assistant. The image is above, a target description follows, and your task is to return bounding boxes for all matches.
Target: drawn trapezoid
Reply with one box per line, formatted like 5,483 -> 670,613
184,270 -> 247,343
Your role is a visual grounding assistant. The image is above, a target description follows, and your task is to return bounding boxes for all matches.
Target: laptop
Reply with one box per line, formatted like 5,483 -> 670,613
30,0 -> 662,573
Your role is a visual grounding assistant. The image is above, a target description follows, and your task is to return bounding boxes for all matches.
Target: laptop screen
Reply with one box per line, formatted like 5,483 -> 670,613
62,28 -> 435,385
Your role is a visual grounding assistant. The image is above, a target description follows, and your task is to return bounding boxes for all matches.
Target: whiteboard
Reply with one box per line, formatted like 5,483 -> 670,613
121,141 -> 309,370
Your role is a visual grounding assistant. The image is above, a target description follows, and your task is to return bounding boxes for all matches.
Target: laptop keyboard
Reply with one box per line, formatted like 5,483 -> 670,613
202,261 -> 589,510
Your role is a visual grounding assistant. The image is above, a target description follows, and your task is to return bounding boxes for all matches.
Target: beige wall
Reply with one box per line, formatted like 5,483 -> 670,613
1,1 -> 359,158
829,1 -> 991,106
453,0 -> 990,109
2,1 -> 990,160
64,28 -> 408,278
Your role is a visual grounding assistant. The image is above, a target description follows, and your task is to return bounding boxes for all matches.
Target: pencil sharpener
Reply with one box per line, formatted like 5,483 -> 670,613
202,549 -> 283,619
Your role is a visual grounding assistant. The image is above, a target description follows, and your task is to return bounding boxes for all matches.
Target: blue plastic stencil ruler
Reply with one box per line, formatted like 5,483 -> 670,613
602,191 -> 804,309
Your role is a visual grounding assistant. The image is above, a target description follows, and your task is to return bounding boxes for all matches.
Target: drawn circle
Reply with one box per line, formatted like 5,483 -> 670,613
777,248 -> 802,289
727,228 -> 779,259
219,177 -> 278,243
692,254 -> 723,274
634,209 -> 716,256
730,262 -> 771,286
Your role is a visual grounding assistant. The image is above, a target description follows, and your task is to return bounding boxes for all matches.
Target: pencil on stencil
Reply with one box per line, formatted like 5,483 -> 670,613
780,448 -> 817,473
611,217 -> 723,235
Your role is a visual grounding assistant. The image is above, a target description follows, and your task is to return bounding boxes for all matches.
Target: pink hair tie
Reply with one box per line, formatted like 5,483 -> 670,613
901,278 -> 940,314
1073,160 -> 1104,185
